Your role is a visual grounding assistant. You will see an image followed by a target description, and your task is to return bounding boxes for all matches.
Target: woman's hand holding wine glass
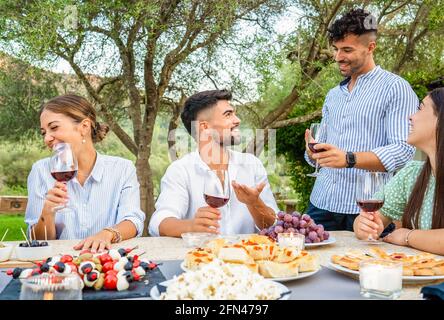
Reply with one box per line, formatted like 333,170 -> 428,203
355,172 -> 389,242
49,143 -> 78,212
43,181 -> 69,213
355,210 -> 385,241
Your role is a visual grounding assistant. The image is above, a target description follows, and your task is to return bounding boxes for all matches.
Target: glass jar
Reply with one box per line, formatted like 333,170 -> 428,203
359,259 -> 403,299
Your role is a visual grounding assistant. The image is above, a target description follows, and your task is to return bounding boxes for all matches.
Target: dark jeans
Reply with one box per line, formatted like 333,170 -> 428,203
305,202 -> 358,232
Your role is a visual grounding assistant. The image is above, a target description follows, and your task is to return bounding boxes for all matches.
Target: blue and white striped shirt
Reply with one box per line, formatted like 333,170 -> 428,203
25,153 -> 145,239
305,66 -> 418,214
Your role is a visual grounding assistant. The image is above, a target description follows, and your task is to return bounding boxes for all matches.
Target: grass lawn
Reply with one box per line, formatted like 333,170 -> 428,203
0,213 -> 27,241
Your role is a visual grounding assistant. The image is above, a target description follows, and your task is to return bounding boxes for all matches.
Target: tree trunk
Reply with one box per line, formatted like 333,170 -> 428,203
168,114 -> 180,161
135,150 -> 155,236
167,100 -> 183,162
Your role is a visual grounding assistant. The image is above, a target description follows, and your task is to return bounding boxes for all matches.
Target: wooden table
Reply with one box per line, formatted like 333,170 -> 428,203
2,231 -> 442,300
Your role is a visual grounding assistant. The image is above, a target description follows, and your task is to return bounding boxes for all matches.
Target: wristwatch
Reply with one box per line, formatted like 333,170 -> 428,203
346,152 -> 356,168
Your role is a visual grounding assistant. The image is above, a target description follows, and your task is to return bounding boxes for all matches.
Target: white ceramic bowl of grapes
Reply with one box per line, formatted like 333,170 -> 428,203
260,211 -> 331,245
0,243 -> 14,262
14,240 -> 53,261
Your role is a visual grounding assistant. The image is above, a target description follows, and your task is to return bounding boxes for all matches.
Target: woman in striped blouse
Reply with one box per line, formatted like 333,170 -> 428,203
354,88 -> 444,255
25,95 -> 145,253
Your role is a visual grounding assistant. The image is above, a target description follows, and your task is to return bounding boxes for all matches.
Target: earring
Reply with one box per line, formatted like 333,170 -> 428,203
82,137 -> 86,144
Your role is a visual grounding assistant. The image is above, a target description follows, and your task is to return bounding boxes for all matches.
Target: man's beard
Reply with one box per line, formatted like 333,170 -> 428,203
339,60 -> 364,77
217,134 -> 241,147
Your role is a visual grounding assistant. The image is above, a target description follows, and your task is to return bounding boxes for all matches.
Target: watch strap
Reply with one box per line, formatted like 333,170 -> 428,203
346,152 -> 356,168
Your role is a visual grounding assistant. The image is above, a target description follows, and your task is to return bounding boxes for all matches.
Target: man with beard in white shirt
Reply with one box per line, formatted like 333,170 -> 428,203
148,89 -> 279,237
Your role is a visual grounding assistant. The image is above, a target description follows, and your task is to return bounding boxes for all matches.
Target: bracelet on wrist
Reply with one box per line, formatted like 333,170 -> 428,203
405,229 -> 415,246
103,227 -> 122,244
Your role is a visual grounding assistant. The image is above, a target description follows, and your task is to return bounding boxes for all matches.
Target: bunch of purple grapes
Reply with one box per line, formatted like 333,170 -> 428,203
259,211 -> 330,243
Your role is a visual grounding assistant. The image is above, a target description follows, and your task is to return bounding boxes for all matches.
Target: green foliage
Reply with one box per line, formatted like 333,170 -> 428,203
0,53 -> 60,141
276,121 -> 318,212
1,0 -> 443,216
0,214 -> 27,241
99,116 -> 173,196
95,130 -> 136,161
0,141 -> 50,195
266,63 -> 340,211
403,70 -> 444,100
0,185 -> 28,196
0,0 -> 289,219
95,116 -> 172,196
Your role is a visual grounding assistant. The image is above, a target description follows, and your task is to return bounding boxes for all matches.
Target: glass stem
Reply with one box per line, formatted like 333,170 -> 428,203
367,212 -> 376,241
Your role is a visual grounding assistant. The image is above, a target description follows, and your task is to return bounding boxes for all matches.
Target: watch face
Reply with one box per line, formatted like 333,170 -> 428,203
347,152 -> 355,167
350,153 -> 356,163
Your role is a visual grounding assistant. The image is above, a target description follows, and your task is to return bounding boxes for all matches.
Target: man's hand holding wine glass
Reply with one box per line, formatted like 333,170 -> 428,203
189,207 -> 221,234
304,129 -> 315,159
310,143 -> 347,168
191,169 -> 229,234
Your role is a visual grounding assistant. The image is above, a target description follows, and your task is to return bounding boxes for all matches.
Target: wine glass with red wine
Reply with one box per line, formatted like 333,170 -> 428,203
306,122 -> 326,177
50,143 -> 78,212
356,172 -> 388,242
204,170 -> 230,209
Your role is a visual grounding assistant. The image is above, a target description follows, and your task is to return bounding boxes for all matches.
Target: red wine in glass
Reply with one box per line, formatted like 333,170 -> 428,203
356,172 -> 390,242
308,142 -> 326,153
356,199 -> 384,212
306,122 -> 326,177
203,170 -> 230,209
204,194 -> 229,208
50,143 -> 78,212
51,170 -> 77,182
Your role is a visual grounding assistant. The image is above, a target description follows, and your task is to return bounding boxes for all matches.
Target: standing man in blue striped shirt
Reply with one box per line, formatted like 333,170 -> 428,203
304,9 -> 419,231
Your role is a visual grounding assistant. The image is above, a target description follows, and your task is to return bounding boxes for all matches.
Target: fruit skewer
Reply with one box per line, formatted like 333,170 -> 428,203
0,228 -> 9,244
20,228 -> 31,247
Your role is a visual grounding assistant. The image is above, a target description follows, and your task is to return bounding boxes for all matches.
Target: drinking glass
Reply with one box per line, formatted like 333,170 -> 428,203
356,172 -> 389,242
50,143 -> 78,211
20,273 -> 83,300
306,123 -> 326,177
203,170 -> 230,233
277,233 -> 305,253
359,259 -> 402,299
203,170 -> 230,209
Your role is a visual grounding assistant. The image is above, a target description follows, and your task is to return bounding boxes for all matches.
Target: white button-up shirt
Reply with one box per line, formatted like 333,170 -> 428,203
25,153 -> 146,239
148,149 -> 279,236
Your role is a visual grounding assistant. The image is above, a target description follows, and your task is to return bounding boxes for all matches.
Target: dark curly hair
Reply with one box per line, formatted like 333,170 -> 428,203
181,89 -> 232,136
328,9 -> 377,43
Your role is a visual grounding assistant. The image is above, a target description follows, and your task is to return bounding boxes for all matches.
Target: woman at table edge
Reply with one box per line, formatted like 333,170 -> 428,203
25,94 -> 145,253
354,87 -> 444,255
